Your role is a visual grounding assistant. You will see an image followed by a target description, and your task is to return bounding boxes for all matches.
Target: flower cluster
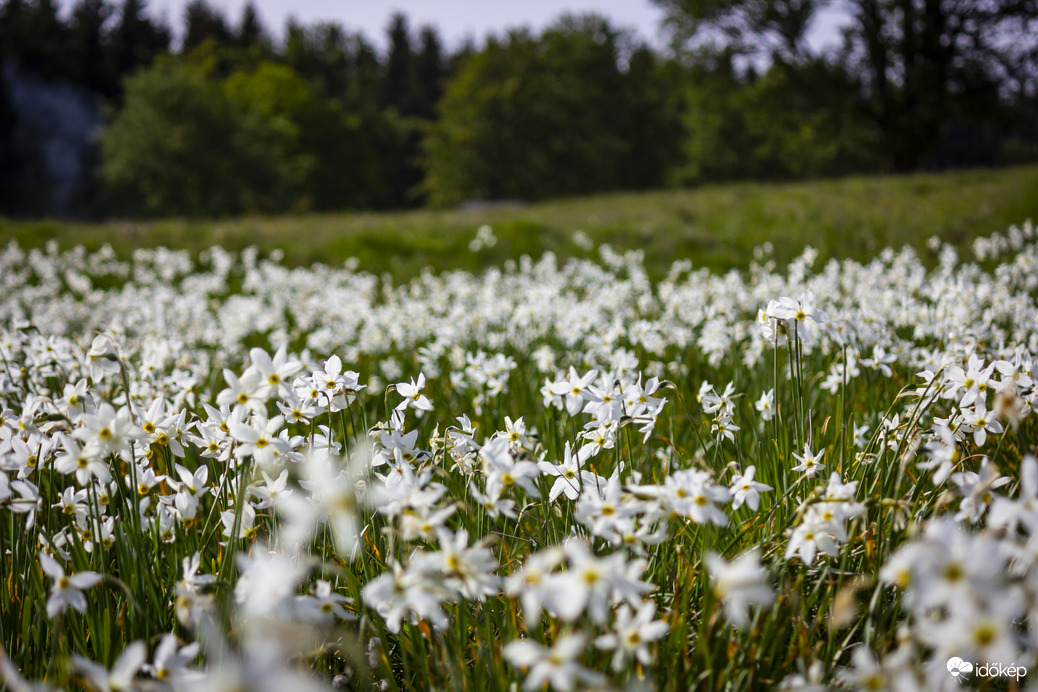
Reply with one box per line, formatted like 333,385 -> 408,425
1,220 -> 1038,692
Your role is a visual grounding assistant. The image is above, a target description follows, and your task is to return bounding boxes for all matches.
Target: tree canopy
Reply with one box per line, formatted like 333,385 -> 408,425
0,0 -> 1035,218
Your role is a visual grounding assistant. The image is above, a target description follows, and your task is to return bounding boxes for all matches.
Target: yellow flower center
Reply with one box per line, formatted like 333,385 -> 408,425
974,624 -> 996,645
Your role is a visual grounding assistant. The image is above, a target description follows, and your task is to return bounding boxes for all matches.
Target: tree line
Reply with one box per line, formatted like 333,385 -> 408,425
1,0 -> 1035,218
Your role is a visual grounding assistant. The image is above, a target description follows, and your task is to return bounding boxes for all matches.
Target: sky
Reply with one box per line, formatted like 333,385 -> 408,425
141,0 -> 670,50
126,0 -> 848,53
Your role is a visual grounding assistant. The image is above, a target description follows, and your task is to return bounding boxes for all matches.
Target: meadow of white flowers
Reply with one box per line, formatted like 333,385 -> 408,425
1,221 -> 1037,691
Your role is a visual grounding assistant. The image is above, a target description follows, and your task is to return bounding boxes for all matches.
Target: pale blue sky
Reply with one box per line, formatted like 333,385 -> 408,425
143,0 -> 669,49
120,0 -> 846,52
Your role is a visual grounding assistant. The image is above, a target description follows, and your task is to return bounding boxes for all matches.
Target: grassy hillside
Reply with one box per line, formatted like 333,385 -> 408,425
3,165 -> 1037,278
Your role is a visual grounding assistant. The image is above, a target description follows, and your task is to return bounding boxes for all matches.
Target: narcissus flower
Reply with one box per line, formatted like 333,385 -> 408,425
40,551 -> 101,618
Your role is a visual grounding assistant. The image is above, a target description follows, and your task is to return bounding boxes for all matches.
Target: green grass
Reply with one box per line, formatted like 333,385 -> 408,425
2,206 -> 1037,691
3,165 -> 1037,278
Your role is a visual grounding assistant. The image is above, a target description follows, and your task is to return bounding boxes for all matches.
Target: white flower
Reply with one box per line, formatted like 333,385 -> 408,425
706,549 -> 774,625
961,402 -> 1003,447
989,455 -> 1038,533
536,442 -> 587,502
361,561 -> 447,634
594,601 -> 669,670
785,514 -> 839,564
216,367 -> 266,414
482,438 -> 540,498
74,403 -> 140,460
72,641 -> 146,692
575,473 -> 636,541
543,367 -> 598,416
296,580 -> 355,622
8,479 -> 41,529
545,542 -> 653,624
229,413 -> 290,472
730,466 -> 772,511
249,345 -> 302,399
394,373 -> 433,412
755,389 -> 775,421
143,634 -> 200,682
415,528 -> 500,600
951,457 -> 1010,523
503,634 -> 602,692
657,469 -> 731,525
40,552 -> 101,618
769,290 -> 829,344
220,502 -> 257,540
792,444 -> 825,477
234,549 -> 305,618
86,335 -> 121,382
505,547 -> 565,621
53,436 -> 110,485
836,647 -> 915,692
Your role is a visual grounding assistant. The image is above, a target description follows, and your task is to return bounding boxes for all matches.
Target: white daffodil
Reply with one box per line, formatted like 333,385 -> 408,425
706,549 -> 774,625
503,634 -> 603,692
40,552 -> 101,618
729,465 -> 773,511
792,444 -> 825,477
594,601 -> 669,670
394,372 -> 433,412
72,641 -> 146,692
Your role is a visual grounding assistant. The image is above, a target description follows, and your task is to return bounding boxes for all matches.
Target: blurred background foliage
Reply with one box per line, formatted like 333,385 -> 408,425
0,0 -> 1036,219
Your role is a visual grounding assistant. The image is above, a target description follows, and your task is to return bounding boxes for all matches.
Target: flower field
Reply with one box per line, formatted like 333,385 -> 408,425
2,222 -> 1038,691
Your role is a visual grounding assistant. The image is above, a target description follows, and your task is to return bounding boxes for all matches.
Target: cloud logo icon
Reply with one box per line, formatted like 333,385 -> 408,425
947,657 -> 974,679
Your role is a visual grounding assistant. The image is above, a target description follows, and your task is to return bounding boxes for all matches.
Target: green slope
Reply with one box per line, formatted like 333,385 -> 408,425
3,165 -> 1037,278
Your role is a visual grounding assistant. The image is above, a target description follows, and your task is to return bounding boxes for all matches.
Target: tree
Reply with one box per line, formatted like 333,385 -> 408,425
381,12 -> 416,115
100,57 -> 265,216
413,25 -> 445,120
100,56 -> 400,216
181,0 -> 231,54
111,0 -> 171,85
283,19 -> 352,100
235,1 -> 267,51
671,52 -> 879,184
67,0 -> 116,97
0,0 -> 68,79
652,0 -> 1038,171
422,14 -> 682,206
654,0 -> 818,64
0,62 -> 28,214
849,0 -> 1038,169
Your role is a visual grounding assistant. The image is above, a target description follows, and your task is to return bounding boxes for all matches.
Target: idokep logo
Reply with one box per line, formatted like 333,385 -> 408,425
946,657 -> 1027,683
946,657 -> 973,680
